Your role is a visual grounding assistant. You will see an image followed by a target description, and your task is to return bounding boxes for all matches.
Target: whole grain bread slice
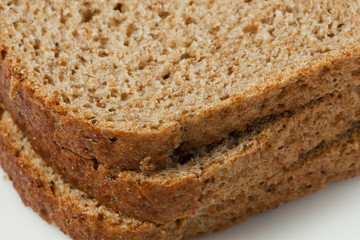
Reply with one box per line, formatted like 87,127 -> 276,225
2,0 -> 360,170
3,88 -> 360,224
1,106 -> 360,240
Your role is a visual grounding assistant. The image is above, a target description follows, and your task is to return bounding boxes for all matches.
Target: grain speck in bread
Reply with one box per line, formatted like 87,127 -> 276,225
3,88 -> 360,224
2,0 -> 360,169
1,106 -> 360,240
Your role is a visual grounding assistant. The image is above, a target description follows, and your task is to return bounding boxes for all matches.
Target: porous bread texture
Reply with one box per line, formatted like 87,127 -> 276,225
2,0 -> 360,169
4,88 -> 360,224
1,106 -> 360,240
183,125 -> 360,239
0,109 -> 179,240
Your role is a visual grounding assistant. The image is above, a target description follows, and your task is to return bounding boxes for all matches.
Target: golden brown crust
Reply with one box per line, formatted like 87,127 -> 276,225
183,126 -> 360,238
2,87 -> 359,224
2,48 -> 360,170
0,130 -> 179,240
0,111 -> 359,240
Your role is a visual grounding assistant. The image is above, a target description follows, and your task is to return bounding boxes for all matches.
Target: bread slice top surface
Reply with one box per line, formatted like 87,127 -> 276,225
1,0 -> 360,134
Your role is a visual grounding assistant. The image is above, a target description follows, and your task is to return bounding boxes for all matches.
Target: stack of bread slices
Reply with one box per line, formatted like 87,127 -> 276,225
1,0 -> 360,239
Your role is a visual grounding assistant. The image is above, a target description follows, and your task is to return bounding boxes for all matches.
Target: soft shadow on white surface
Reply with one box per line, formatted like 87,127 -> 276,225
0,166 -> 359,240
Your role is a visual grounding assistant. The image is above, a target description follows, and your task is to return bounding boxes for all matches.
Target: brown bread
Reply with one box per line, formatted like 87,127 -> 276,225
1,88 -> 360,223
2,0 -> 360,169
1,106 -> 360,239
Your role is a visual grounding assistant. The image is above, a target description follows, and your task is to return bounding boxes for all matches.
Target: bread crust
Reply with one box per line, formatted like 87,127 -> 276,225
183,126 -> 360,238
2,48 -> 360,170
0,110 -> 360,240
2,88 -> 359,224
0,128 -> 180,240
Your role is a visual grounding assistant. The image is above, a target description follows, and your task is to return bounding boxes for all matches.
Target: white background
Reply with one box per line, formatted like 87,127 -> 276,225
0,167 -> 359,240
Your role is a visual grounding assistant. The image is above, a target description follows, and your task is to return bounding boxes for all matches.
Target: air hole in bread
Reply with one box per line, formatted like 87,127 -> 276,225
78,55 -> 86,63
44,75 -> 54,85
184,16 -> 196,25
209,26 -> 220,35
72,30 -> 79,38
219,94 -> 229,101
71,93 -> 81,100
96,101 -> 106,108
98,50 -> 109,57
120,92 -> 129,101
80,6 -> 100,23
178,153 -> 193,165
163,73 -> 170,80
1,50 -> 7,60
33,39 -> 40,50
337,23 -> 344,30
61,93 -> 70,104
110,89 -> 118,98
108,137 -> 118,143
180,53 -> 191,60
243,24 -> 258,34
159,11 -> 170,19
15,150 -> 20,157
205,176 -> 215,184
266,183 -> 276,193
126,24 -> 135,37
172,143 -> 195,165
113,3 -> 123,13
50,181 -> 56,195
90,158 -> 100,171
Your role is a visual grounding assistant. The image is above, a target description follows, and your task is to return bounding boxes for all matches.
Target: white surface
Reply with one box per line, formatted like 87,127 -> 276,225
0,167 -> 359,240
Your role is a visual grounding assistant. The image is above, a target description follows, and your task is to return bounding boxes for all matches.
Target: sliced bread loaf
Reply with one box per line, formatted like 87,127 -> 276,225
2,0 -> 360,169
1,106 -> 360,240
3,88 -> 360,223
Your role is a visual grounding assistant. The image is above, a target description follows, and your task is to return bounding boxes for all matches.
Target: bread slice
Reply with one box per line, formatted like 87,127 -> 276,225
1,106 -> 360,240
2,1 -> 360,170
3,88 -> 360,224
